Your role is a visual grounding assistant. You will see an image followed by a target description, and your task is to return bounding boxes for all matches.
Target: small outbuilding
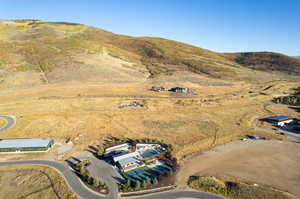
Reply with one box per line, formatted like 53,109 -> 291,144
0,138 -> 54,153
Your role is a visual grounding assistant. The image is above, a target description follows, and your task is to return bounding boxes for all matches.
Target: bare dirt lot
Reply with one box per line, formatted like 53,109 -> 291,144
176,139 -> 300,197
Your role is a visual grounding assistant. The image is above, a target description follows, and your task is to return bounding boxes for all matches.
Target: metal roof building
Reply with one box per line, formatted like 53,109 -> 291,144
264,115 -> 292,122
0,138 -> 54,152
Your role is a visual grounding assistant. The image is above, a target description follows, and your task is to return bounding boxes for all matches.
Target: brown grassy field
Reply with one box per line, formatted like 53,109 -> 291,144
0,80 -> 298,161
0,19 -> 300,199
0,118 -> 6,128
0,165 -> 76,199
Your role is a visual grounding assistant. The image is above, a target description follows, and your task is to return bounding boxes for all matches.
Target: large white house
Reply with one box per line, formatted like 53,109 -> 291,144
106,142 -> 166,172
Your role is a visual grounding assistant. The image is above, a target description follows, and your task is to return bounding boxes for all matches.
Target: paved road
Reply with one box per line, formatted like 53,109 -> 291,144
79,154 -> 121,199
0,115 -> 16,132
136,191 -> 226,199
0,160 -> 227,199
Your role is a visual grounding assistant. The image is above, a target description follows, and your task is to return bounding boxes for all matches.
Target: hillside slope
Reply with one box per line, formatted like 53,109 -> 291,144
226,52 -> 300,75
0,20 -> 299,89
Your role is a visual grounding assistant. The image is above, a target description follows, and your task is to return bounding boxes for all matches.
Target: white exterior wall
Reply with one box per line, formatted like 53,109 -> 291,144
113,151 -> 141,162
105,143 -> 130,154
136,143 -> 160,152
278,119 -> 293,127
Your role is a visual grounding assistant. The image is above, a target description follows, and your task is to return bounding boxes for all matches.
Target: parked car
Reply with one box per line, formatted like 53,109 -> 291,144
246,135 -> 260,140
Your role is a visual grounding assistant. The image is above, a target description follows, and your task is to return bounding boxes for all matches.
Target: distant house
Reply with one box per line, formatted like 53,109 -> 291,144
0,138 -> 54,153
150,86 -> 168,92
169,87 -> 189,93
261,116 -> 293,127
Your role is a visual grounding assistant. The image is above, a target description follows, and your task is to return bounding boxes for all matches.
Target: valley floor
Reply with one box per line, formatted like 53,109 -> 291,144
0,80 -> 299,198
0,80 -> 298,161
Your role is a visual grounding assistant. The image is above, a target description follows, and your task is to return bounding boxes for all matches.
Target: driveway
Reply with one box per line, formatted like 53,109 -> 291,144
79,154 -> 122,199
135,190 -> 226,199
0,115 -> 16,132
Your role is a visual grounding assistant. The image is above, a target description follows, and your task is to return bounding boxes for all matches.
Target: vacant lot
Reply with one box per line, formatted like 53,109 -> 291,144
0,165 -> 76,199
176,140 -> 300,197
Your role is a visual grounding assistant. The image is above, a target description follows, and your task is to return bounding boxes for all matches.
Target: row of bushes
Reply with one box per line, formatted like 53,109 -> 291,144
119,166 -> 173,192
119,176 -> 158,192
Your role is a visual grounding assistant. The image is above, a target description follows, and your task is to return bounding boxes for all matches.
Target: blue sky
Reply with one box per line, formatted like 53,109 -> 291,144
0,0 -> 299,56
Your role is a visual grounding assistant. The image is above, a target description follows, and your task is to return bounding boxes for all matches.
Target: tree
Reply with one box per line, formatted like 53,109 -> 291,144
141,180 -> 146,188
144,178 -> 151,187
135,181 -> 141,190
79,165 -> 87,176
126,178 -> 132,187
93,178 -> 100,188
97,146 -> 105,156
152,177 -> 158,184
87,175 -> 94,185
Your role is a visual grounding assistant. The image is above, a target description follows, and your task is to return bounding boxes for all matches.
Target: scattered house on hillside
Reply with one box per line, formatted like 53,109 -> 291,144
169,87 -> 189,93
150,86 -> 190,93
260,115 -> 294,127
0,138 -> 54,153
150,86 -> 168,92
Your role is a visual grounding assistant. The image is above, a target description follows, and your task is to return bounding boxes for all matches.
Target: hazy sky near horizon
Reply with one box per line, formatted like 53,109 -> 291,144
0,0 -> 299,56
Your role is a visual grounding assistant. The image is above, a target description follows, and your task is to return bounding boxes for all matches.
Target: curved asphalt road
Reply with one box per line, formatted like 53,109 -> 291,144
0,160 -> 106,199
0,160 -> 226,199
0,115 -> 16,132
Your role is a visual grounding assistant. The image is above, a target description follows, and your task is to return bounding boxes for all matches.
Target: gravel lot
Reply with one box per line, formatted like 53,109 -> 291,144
176,139 -> 300,197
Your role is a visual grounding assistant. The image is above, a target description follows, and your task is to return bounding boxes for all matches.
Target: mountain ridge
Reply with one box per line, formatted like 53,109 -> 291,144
0,19 -> 299,89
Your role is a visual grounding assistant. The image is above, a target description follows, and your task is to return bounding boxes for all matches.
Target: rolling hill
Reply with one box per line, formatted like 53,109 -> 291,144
226,52 -> 300,75
0,19 -> 299,89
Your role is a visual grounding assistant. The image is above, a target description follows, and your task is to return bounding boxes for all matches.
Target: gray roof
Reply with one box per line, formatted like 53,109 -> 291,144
265,115 -> 292,121
118,157 -> 139,167
0,138 -> 53,148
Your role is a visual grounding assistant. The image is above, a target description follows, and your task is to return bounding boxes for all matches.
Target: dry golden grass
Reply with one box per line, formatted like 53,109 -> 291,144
0,79 -> 298,161
0,118 -> 6,128
0,165 -> 77,199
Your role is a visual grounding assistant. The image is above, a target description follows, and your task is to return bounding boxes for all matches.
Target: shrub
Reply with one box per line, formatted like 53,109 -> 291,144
97,146 -> 105,156
135,181 -> 141,190
152,177 -> 158,184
